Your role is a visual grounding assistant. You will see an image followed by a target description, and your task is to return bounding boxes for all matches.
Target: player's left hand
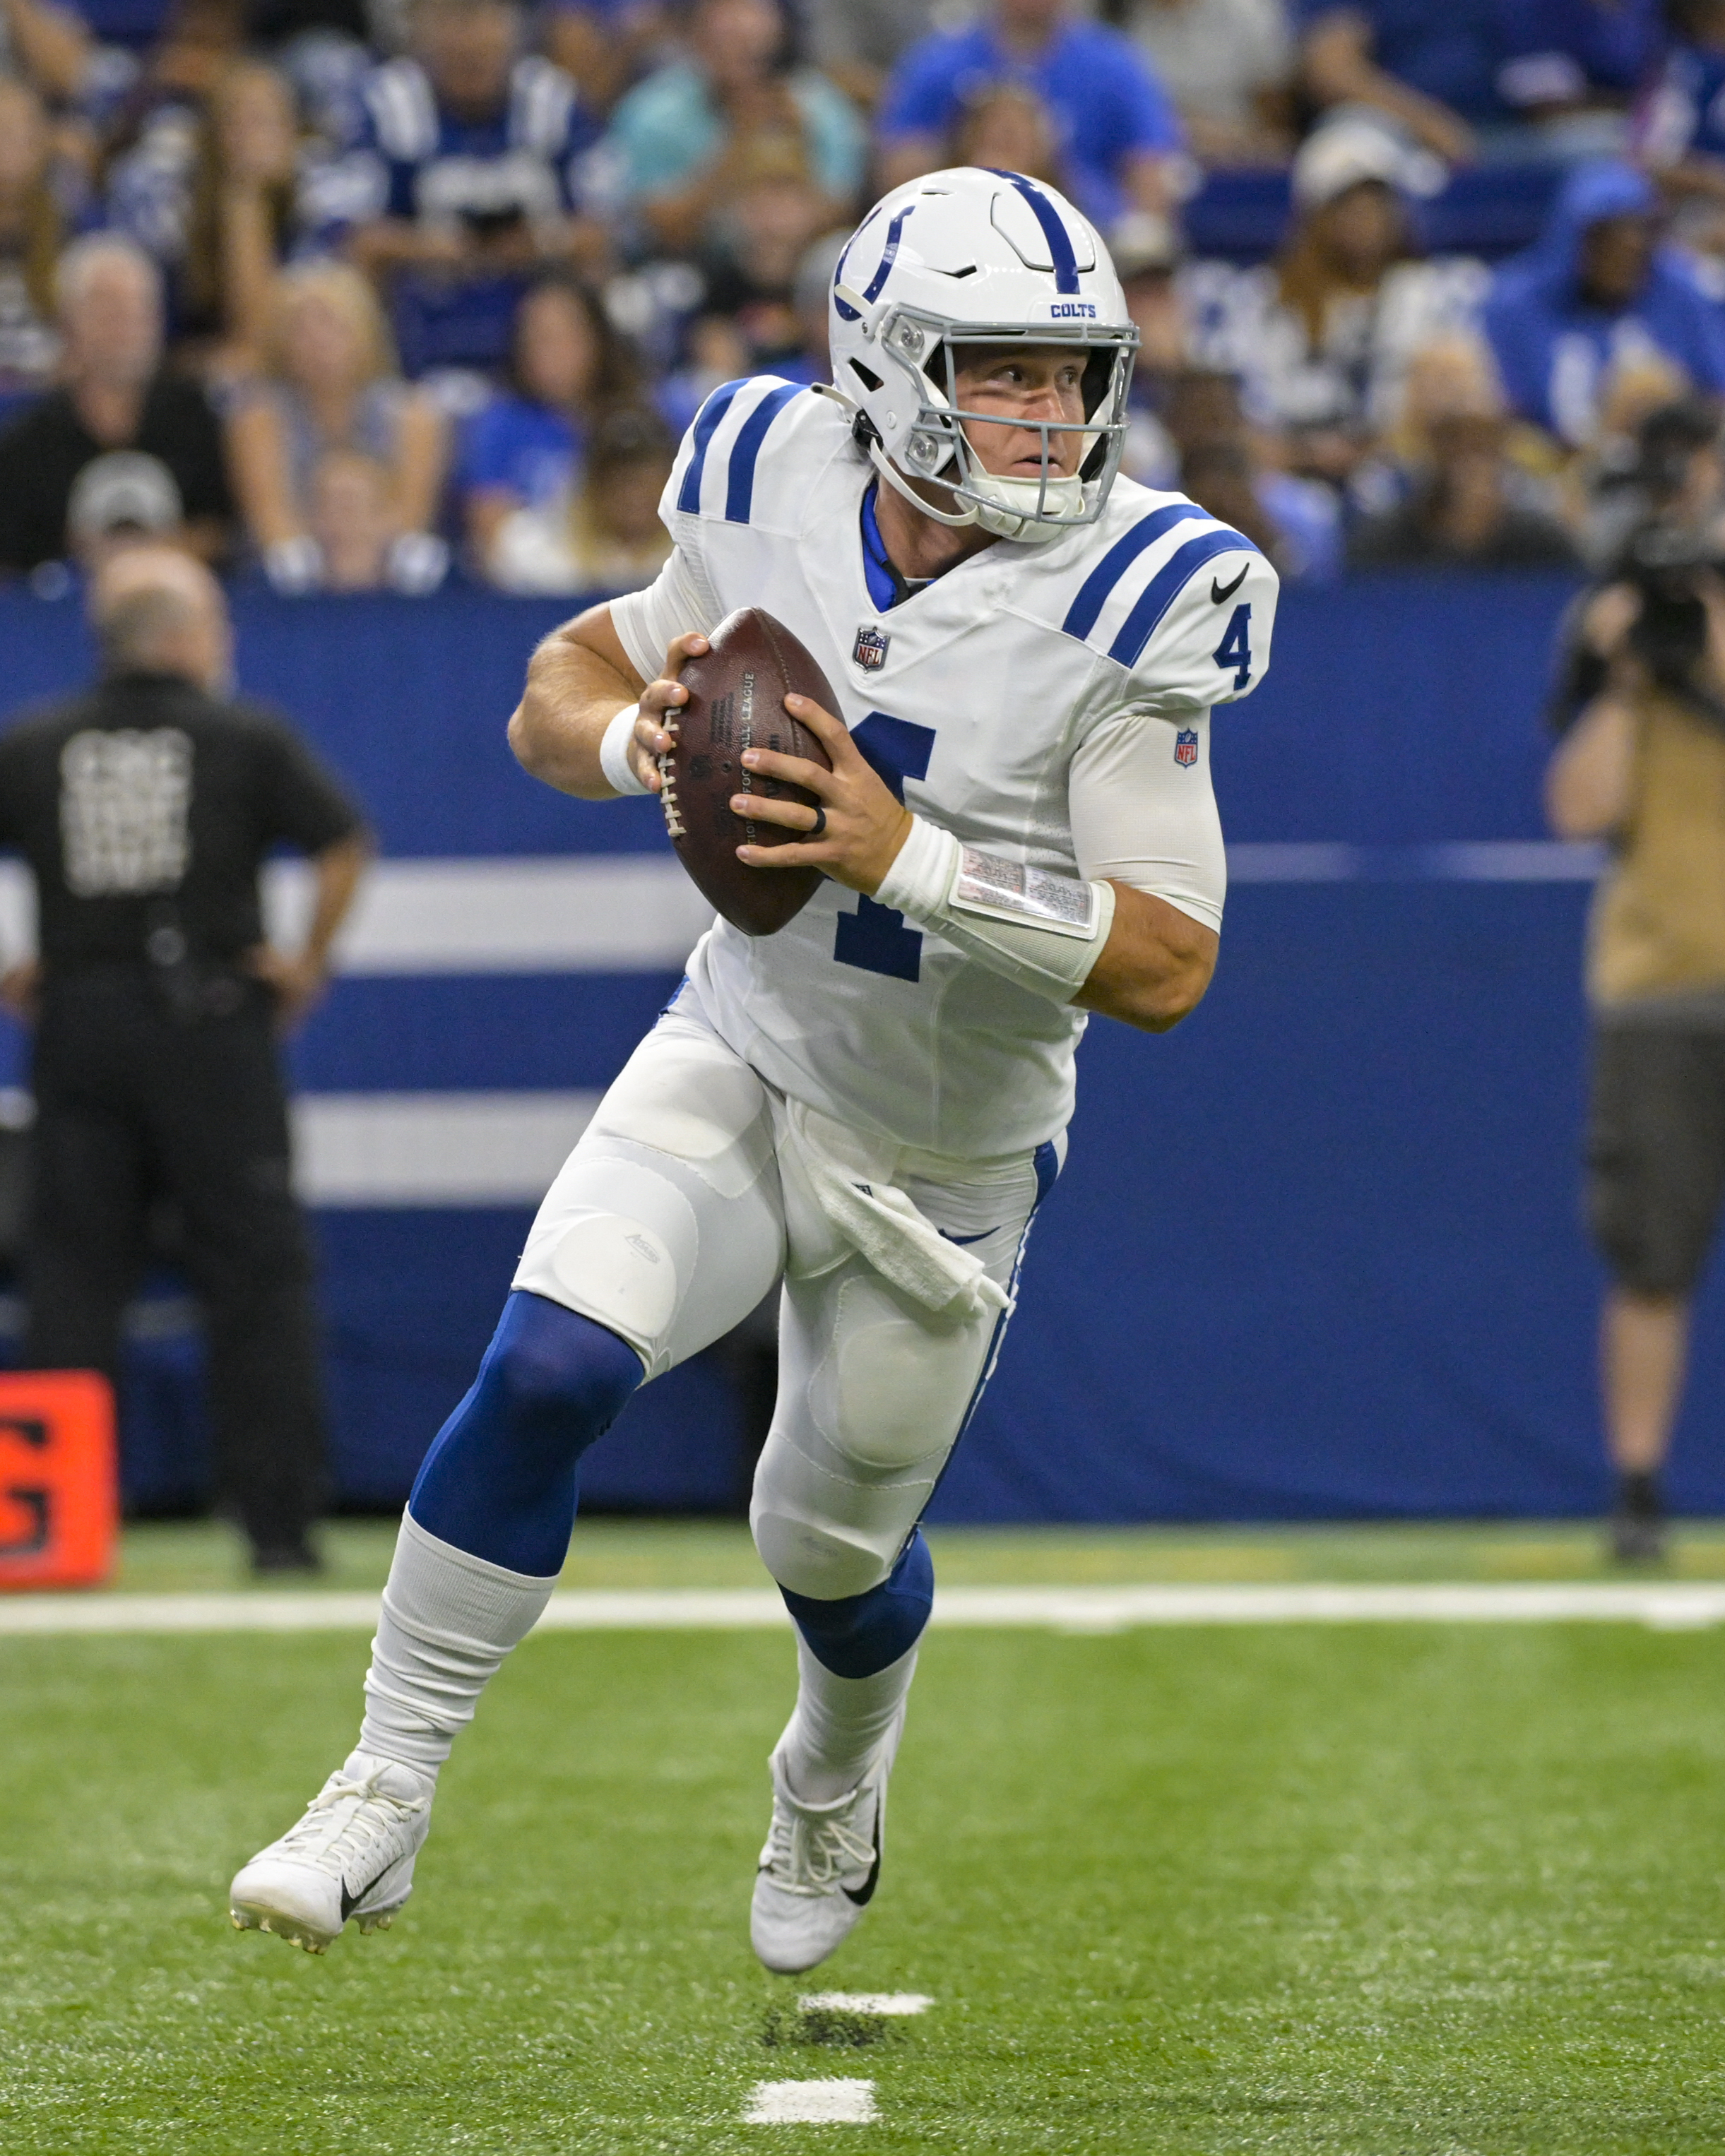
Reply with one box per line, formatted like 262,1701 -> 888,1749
733,695 -> 912,896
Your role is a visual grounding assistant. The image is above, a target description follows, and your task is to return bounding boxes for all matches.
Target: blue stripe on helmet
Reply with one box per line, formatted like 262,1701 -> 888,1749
831,212 -> 874,323
1062,503 -> 1211,643
990,170 -> 1081,295
1108,528 -> 1257,669
676,379 -> 747,513
860,205 -> 916,305
724,382 -> 803,523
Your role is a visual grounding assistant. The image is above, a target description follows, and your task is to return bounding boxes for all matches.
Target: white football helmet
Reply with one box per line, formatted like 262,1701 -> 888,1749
824,166 -> 1139,545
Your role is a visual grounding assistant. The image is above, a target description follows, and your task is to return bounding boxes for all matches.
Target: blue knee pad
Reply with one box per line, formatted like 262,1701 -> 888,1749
409,1290 -> 643,1577
779,1528 -> 935,1679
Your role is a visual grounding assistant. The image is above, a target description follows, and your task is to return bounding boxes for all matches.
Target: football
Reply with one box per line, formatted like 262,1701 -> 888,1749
656,606 -> 837,936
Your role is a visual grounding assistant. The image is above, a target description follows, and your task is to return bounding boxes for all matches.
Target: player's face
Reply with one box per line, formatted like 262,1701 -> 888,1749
952,346 -> 1089,481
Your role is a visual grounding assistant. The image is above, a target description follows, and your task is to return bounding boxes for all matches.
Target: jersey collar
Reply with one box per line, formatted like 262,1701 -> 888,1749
860,478 -> 963,614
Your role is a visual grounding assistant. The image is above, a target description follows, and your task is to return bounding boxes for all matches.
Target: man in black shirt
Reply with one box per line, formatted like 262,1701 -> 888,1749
0,545 -> 371,1569
0,236 -> 234,576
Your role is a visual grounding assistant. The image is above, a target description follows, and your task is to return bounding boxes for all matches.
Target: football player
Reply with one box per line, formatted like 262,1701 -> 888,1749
230,167 -> 1279,1974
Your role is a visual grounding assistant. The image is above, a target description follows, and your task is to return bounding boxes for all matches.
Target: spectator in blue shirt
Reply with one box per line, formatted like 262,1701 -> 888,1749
1483,159 -> 1725,446
602,0 -> 866,257
1493,0 -> 1660,157
311,0 -> 603,374
1298,0 -> 1509,162
1301,0 -> 1659,165
1640,0 -> 1725,211
458,270 -> 642,576
876,0 -> 1185,232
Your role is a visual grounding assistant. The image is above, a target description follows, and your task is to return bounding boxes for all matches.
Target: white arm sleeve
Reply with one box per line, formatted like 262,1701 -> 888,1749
606,545 -> 723,685
1069,708 -> 1227,935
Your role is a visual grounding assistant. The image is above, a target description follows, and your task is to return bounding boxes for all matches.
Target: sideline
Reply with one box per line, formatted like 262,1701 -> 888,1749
3,1581 -> 1724,1634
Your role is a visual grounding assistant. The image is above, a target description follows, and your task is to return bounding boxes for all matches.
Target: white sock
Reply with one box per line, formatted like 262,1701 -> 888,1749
357,1510 -> 559,1773
776,1637 -> 919,1804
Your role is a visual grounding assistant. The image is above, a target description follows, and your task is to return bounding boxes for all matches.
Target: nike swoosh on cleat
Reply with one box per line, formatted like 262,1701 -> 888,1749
843,1797 -> 882,1907
843,1851 -> 882,1907
340,1866 -> 388,1921
1210,564 -> 1249,604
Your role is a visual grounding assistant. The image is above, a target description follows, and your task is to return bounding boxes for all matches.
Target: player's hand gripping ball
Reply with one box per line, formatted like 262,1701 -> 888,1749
653,608 -> 836,936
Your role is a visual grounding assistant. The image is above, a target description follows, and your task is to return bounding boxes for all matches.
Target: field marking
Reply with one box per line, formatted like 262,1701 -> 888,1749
798,1994 -> 932,2016
744,2079 -> 877,2125
6,1582 -> 1725,1634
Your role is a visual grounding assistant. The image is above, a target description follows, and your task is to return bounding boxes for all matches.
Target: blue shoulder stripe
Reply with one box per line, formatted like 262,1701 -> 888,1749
724,383 -> 803,523
1108,528 -> 1257,669
1062,503 -> 1210,643
676,379 -> 748,514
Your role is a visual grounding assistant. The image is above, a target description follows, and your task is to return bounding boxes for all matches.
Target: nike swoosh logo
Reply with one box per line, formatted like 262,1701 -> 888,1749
340,1863 -> 386,1922
843,1852 -> 882,1907
1211,564 -> 1249,604
843,1796 -> 882,1907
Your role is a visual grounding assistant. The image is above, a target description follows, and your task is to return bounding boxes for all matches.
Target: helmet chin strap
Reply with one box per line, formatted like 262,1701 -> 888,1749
812,381 -> 982,529
867,437 -> 983,529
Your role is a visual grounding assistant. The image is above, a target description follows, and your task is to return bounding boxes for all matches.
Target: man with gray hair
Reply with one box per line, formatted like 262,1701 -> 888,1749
0,547 -> 369,1570
0,237 -> 233,576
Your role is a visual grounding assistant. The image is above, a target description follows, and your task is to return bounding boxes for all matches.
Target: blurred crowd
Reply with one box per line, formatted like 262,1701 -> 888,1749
10,0 -> 1725,593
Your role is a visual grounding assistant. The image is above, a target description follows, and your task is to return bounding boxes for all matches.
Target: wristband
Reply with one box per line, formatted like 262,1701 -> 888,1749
600,703 -> 649,797
875,815 -> 1114,1004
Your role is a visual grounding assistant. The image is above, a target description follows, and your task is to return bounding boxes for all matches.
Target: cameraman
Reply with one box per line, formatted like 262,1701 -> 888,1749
1548,403 -> 1725,1562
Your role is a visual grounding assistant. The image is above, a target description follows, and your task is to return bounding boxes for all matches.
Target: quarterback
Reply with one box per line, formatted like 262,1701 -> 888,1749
230,167 -> 1279,1974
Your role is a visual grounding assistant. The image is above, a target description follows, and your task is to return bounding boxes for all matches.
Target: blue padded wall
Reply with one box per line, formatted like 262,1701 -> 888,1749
7,572 -> 1717,1521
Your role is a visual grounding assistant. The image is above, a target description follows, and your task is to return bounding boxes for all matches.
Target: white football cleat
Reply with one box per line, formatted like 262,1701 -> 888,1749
229,1751 -> 434,1954
750,1744 -> 892,1975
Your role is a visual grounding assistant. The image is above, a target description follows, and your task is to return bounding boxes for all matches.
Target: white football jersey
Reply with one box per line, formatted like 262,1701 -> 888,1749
615,375 -> 1280,1160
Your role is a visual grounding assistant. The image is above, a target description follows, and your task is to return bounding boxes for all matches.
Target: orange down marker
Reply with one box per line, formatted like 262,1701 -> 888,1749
0,1371 -> 117,1590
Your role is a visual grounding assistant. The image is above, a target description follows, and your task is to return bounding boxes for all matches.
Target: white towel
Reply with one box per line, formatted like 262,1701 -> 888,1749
771,1096 -> 1009,1323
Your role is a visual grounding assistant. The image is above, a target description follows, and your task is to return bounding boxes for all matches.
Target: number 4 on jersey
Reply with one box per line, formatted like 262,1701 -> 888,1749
833,711 -> 935,982
1213,603 -> 1252,691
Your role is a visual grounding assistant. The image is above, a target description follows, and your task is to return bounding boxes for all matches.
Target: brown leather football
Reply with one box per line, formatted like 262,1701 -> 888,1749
657,606 -> 836,937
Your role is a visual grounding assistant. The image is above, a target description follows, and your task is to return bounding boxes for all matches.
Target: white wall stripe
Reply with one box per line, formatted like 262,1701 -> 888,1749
264,857 -> 713,974
292,1091 -> 598,1205
1223,842 -> 1362,883
0,845 -> 1606,980
5,1582 -> 1725,1633
743,2080 -> 877,2126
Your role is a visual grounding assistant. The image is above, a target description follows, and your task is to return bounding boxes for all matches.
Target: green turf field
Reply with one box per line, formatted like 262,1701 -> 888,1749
104,1511 -> 1725,1592
6,1532 -> 1725,2154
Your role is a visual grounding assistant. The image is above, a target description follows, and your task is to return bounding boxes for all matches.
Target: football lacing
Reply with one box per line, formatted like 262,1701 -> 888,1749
657,750 -> 686,838
762,1795 -> 876,1898
273,1770 -> 427,1878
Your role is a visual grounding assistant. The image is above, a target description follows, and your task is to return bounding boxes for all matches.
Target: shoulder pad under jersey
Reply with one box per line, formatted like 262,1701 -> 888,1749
662,376 -> 850,537
1036,484 -> 1281,711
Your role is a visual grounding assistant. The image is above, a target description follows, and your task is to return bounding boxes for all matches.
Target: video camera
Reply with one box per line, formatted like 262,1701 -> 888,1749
1620,522 -> 1725,717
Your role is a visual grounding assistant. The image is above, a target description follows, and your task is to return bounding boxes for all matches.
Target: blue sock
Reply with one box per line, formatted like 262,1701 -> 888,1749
778,1528 -> 935,1679
408,1290 -> 643,1577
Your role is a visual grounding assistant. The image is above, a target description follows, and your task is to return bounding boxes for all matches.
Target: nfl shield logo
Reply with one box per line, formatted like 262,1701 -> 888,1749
853,625 -> 889,672
1174,727 -> 1199,768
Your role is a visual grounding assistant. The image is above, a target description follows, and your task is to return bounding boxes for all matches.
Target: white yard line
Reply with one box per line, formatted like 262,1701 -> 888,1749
798,1994 -> 932,2016
5,1581 -> 1725,1633
743,2080 -> 878,2125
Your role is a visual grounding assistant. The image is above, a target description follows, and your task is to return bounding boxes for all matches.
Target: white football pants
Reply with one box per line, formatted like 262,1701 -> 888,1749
511,999 -> 1055,1599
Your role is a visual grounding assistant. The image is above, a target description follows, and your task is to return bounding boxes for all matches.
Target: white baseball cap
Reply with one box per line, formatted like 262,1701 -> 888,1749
66,451 -> 182,541
1291,116 -> 1447,210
